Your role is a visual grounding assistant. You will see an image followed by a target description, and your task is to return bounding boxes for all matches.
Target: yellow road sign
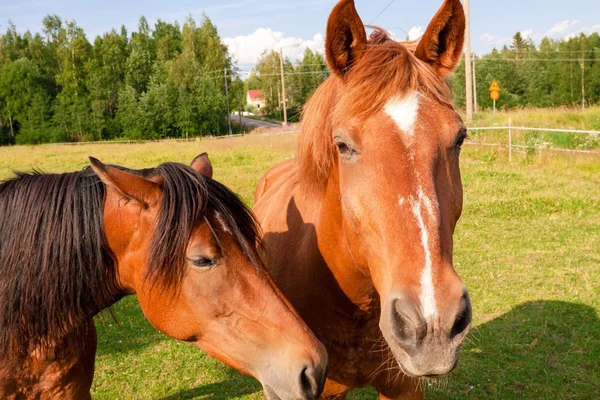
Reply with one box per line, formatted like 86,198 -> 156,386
489,80 -> 501,101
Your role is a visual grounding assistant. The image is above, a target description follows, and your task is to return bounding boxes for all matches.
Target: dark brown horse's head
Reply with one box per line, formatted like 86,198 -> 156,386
91,155 -> 327,399
299,0 -> 470,377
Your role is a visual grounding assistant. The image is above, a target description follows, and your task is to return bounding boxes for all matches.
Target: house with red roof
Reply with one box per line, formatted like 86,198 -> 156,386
246,90 -> 265,113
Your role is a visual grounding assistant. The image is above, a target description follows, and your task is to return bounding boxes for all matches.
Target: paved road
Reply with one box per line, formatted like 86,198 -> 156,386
229,115 -> 282,129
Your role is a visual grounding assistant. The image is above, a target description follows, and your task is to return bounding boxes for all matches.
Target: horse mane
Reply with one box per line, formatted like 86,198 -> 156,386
298,28 -> 453,191
0,162 -> 264,361
0,169 -> 118,361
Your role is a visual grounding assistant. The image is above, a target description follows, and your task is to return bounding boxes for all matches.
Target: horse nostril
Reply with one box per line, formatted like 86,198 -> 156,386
391,297 -> 424,345
298,365 -> 320,399
450,292 -> 472,338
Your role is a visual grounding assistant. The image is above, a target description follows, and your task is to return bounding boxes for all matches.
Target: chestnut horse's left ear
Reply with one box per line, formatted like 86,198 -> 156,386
414,0 -> 465,76
89,157 -> 162,208
190,153 -> 213,178
325,0 -> 367,77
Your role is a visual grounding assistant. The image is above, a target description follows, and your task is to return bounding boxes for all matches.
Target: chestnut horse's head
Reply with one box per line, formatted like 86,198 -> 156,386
299,0 -> 470,377
91,155 -> 327,399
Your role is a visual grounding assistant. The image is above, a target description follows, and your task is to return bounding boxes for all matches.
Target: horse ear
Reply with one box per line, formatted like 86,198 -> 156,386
190,153 -> 213,178
414,0 -> 465,76
89,157 -> 162,208
325,0 -> 367,77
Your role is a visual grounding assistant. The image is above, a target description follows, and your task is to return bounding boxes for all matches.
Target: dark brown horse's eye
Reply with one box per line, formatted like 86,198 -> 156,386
187,257 -> 217,269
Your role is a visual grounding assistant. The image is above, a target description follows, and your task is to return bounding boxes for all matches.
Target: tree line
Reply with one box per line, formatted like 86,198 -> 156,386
452,32 -> 600,110
0,14 -> 242,145
1,15 -> 599,145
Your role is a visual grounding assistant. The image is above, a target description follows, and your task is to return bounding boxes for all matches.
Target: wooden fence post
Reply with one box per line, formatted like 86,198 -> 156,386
508,117 -> 513,163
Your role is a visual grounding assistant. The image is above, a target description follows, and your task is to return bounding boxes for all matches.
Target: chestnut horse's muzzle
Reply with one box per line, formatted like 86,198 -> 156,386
381,289 -> 472,377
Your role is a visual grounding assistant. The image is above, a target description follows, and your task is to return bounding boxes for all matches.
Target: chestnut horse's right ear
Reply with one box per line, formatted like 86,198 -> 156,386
414,0 -> 465,76
190,153 -> 213,178
89,157 -> 162,208
325,0 -> 367,77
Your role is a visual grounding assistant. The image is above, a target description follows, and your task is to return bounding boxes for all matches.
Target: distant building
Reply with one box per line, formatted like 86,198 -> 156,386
246,90 -> 265,112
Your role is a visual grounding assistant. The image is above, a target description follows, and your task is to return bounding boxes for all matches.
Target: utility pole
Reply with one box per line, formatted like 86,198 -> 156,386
472,53 -> 478,112
580,55 -> 585,110
279,47 -> 288,127
224,68 -> 232,135
464,0 -> 473,122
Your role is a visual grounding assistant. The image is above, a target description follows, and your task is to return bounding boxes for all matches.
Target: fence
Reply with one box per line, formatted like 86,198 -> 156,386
25,124 -> 600,159
467,119 -> 600,161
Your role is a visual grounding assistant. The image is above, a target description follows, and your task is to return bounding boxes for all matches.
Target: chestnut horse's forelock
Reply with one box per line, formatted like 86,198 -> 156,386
0,163 -> 264,362
298,28 -> 453,190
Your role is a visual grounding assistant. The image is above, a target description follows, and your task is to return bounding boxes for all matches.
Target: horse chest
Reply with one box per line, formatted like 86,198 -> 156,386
311,307 -> 393,386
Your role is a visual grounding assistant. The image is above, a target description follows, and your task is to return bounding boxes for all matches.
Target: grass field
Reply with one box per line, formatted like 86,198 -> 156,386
0,127 -> 599,399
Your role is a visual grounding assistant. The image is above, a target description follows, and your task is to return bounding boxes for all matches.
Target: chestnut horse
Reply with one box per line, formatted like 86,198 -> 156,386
254,0 -> 471,398
0,154 -> 327,399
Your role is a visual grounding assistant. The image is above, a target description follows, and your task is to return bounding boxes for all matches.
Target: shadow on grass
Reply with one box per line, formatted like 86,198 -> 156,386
430,300 -> 600,399
94,296 -> 166,356
159,376 -> 262,400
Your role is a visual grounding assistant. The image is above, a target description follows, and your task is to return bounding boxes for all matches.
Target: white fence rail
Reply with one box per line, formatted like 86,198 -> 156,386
467,120 -> 600,160
22,124 -> 600,160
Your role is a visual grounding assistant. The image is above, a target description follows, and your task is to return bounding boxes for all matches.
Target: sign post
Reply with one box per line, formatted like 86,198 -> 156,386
489,80 -> 501,114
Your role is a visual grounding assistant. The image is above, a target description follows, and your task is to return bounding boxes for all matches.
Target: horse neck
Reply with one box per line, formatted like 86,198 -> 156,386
313,170 -> 379,311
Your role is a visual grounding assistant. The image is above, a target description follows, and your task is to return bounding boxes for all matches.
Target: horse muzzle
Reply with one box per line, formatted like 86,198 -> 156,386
380,289 -> 472,377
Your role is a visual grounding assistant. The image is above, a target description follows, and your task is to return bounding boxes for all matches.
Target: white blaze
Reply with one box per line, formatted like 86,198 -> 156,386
384,92 -> 420,139
387,91 -> 437,320
404,188 -> 438,321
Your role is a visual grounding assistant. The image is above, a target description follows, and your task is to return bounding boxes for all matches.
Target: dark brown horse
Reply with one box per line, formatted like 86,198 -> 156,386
0,154 -> 327,399
254,0 -> 470,398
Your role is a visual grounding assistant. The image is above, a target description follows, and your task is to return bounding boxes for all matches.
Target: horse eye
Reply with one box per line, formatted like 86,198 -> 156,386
187,257 -> 217,270
454,133 -> 467,153
335,139 -> 356,157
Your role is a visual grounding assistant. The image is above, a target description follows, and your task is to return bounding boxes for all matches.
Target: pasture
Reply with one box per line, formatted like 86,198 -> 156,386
0,131 -> 598,399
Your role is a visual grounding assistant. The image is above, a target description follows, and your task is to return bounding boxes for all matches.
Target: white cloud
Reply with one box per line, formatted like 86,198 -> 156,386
407,26 -> 423,41
223,28 -> 324,67
520,29 -> 533,40
480,33 -> 511,47
546,20 -> 581,37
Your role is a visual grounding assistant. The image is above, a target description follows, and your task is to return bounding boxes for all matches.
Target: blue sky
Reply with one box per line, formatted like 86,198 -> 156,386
2,0 -> 599,71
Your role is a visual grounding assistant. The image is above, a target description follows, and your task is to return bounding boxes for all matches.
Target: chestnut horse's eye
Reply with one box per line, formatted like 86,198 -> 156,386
334,138 -> 357,159
187,257 -> 217,270
454,131 -> 468,154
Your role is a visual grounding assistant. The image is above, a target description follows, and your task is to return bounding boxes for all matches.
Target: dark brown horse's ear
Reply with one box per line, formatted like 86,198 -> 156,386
190,153 -> 213,178
414,0 -> 465,76
89,157 -> 162,208
325,0 -> 367,77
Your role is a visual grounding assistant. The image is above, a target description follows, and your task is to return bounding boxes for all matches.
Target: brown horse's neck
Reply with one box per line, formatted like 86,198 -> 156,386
313,169 -> 379,313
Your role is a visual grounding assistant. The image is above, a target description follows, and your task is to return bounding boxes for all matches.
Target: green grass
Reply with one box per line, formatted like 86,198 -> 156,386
0,126 -> 598,399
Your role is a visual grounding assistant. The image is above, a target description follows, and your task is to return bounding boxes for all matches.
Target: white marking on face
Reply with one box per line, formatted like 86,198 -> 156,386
402,187 -> 438,321
384,91 -> 420,140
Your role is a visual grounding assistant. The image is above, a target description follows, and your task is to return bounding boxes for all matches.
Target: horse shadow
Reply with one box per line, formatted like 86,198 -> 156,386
158,367 -> 262,400
428,300 -> 600,399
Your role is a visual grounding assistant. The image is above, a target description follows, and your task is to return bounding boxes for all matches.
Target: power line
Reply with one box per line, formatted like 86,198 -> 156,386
474,58 -> 600,62
370,0 -> 396,24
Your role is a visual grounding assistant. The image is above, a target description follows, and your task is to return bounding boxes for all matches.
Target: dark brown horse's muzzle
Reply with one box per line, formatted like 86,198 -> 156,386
262,356 -> 328,400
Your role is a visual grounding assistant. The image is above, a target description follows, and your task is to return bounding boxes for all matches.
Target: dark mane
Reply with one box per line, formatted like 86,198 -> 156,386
146,162 -> 265,291
0,162 -> 264,361
0,169 -> 118,361
298,28 -> 453,191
